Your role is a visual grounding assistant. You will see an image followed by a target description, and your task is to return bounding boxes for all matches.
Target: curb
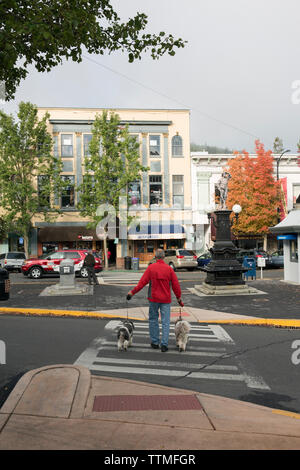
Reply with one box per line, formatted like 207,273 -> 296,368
0,307 -> 144,321
0,307 -> 300,328
201,318 -> 300,328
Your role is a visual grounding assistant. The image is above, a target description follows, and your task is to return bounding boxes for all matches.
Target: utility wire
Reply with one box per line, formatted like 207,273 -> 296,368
83,54 -> 260,141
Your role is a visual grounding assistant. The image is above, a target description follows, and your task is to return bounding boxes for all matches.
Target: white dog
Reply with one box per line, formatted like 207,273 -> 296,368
174,319 -> 191,352
117,320 -> 134,351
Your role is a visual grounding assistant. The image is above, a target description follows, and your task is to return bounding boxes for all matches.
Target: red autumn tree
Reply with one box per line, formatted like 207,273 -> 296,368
226,140 -> 281,244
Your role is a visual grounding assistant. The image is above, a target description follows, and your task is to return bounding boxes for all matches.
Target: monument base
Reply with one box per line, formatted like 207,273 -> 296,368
189,282 -> 266,296
39,283 -> 94,296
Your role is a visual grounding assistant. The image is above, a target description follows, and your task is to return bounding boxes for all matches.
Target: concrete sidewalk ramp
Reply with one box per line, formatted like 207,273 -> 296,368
1,365 -> 300,450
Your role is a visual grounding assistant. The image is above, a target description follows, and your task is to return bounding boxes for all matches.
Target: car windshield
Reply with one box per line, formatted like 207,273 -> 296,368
7,252 -> 25,259
178,250 -> 195,256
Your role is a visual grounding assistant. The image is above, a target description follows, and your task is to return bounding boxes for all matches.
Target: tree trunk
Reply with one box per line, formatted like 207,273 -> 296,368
263,234 -> 268,252
23,233 -> 30,259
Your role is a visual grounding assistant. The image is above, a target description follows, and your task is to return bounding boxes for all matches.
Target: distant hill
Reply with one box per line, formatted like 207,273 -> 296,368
190,143 -> 235,154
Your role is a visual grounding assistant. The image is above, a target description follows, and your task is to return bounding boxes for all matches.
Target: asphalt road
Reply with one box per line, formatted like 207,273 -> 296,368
1,268 -> 300,414
3,268 -> 299,320
1,314 -> 300,414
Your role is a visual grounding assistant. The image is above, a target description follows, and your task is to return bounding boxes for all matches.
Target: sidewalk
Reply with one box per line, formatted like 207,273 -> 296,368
1,363 -> 300,450
1,275 -> 300,449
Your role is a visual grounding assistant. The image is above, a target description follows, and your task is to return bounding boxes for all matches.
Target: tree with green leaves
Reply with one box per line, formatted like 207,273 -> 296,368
77,110 -> 148,269
0,0 -> 186,101
0,101 -> 67,257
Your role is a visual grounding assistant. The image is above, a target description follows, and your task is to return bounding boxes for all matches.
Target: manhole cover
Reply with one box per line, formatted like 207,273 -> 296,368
93,394 -> 202,412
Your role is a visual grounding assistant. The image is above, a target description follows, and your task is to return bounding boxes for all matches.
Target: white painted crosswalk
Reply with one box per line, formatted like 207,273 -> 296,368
74,321 -> 270,390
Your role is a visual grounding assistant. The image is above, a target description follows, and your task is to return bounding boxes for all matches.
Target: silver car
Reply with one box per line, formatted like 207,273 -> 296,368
0,252 -> 26,272
164,249 -> 198,271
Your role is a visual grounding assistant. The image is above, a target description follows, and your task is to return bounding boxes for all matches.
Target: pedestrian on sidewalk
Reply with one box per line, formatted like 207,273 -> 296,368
84,250 -> 98,286
126,249 -> 184,352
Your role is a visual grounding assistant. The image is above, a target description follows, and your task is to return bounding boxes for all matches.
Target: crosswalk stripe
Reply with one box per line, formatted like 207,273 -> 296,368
98,346 -> 225,357
95,357 -> 238,371
100,340 -> 226,352
132,331 -> 220,341
90,364 -> 246,381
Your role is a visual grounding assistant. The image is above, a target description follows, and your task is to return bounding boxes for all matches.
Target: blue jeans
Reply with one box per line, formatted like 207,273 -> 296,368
148,302 -> 171,347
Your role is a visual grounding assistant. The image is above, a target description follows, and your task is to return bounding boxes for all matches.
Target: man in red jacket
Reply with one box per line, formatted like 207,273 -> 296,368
127,249 -> 183,352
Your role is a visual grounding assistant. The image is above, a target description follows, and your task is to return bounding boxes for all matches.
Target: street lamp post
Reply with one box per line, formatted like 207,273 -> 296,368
276,149 -> 290,181
276,149 -> 290,225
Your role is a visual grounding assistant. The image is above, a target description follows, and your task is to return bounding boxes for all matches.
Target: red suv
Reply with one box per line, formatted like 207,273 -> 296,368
21,250 -> 102,279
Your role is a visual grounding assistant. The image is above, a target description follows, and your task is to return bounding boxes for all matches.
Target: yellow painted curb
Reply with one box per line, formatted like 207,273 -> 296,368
198,318 -> 300,328
0,307 -> 144,321
272,409 -> 300,419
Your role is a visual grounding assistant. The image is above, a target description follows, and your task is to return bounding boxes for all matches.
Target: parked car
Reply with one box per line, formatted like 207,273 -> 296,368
266,250 -> 284,268
236,249 -> 268,265
149,249 -> 198,271
21,249 -> 102,279
0,252 -> 26,272
197,252 -> 212,267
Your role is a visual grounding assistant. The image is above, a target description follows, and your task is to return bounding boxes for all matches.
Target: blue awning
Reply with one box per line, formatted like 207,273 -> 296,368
277,234 -> 297,240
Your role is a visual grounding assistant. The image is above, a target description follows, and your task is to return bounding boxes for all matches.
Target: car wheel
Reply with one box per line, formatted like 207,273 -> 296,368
29,266 -> 43,279
80,267 -> 89,278
169,262 -> 176,272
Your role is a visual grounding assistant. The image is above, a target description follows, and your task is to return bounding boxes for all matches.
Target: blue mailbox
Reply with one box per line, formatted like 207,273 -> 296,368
242,257 -> 256,280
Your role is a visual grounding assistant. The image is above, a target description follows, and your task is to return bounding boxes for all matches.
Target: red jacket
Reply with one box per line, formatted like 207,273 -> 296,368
130,259 -> 181,304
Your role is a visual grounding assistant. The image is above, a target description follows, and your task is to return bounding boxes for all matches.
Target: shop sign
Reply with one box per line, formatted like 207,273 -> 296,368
128,233 -> 186,240
78,235 -> 93,241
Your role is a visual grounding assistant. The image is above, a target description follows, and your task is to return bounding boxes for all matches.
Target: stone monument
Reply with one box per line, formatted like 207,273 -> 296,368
191,172 -> 265,296
40,259 -> 94,296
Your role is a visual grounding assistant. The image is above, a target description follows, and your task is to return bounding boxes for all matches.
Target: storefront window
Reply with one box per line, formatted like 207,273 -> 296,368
61,176 -> 75,208
147,243 -> 154,253
42,243 -> 58,254
149,175 -> 163,205
136,241 -> 145,253
290,239 -> 298,262
166,239 -> 184,249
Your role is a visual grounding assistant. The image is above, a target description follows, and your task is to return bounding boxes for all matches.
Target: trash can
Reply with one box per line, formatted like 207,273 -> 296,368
242,257 -> 256,280
124,256 -> 132,270
131,257 -> 139,271
0,268 -> 10,300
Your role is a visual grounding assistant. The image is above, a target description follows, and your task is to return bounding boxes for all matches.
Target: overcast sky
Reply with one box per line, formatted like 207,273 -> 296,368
2,0 -> 300,153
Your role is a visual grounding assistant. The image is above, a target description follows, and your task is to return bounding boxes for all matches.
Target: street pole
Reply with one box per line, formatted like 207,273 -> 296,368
276,149 -> 290,181
276,148 -> 290,236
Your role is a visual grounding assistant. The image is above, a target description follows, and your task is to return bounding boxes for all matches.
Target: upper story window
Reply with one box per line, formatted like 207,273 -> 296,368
172,135 -> 183,157
128,181 -> 141,206
172,175 -> 184,208
38,175 -> 50,208
83,134 -> 92,157
61,134 -> 73,157
149,175 -> 163,205
61,175 -> 75,208
293,184 -> 300,206
149,135 -> 160,157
